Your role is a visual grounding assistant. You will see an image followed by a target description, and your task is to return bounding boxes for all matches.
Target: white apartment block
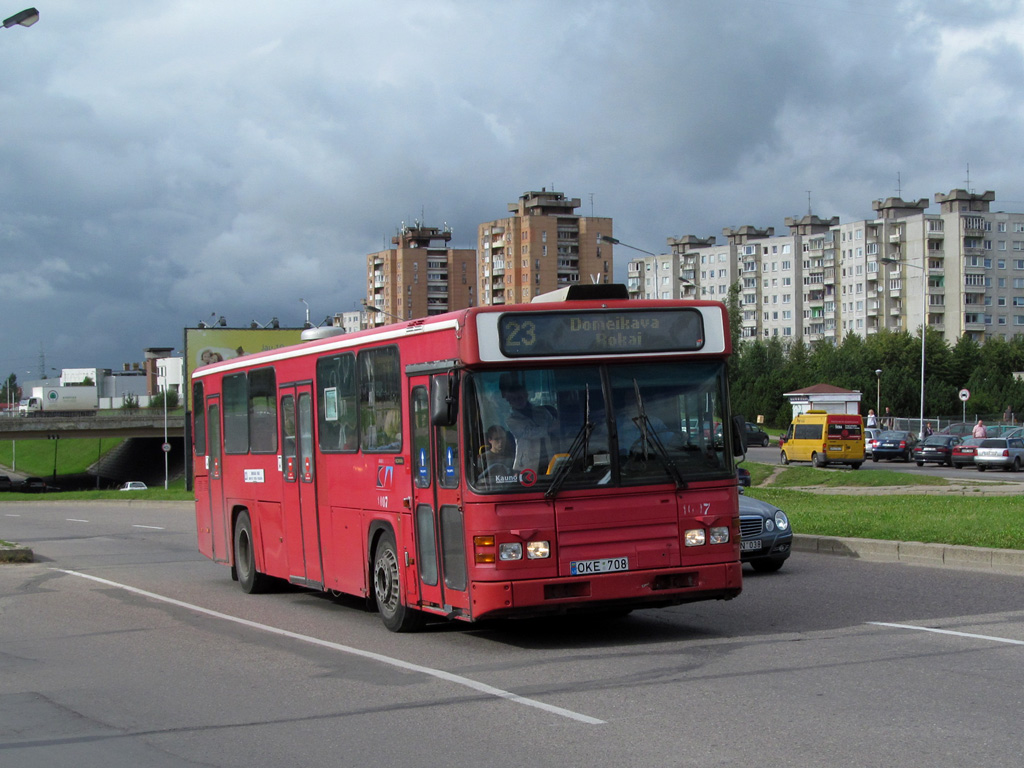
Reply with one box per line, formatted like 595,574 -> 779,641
627,189 -> 1024,345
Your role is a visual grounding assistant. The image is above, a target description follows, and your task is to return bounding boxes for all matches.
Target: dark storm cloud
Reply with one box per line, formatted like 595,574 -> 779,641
2,0 -> 1024,374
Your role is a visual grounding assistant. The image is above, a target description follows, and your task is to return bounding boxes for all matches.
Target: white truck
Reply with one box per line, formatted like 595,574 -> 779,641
19,386 -> 99,415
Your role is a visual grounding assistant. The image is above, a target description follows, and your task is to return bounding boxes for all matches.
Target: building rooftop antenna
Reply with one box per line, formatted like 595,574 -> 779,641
807,190 -> 812,216
896,171 -> 902,198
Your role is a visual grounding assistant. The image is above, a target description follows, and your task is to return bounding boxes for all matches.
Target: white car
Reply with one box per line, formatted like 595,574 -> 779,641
864,428 -> 882,457
119,481 -> 148,491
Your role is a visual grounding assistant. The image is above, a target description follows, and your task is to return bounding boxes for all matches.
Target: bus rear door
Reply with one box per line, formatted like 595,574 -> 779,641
408,379 -> 471,620
280,383 -> 323,589
205,396 -> 230,563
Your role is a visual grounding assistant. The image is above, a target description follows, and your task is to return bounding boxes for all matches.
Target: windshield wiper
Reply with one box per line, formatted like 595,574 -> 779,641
545,384 -> 593,499
630,379 -> 685,489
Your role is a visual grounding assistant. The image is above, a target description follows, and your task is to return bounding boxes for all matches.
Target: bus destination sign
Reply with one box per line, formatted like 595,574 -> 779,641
497,309 -> 705,357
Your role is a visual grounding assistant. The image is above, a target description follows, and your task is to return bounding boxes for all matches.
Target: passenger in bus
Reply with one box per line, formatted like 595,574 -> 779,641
500,375 -> 556,472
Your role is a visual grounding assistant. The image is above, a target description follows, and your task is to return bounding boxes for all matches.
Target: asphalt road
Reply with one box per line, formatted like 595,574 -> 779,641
2,501 -> 1024,767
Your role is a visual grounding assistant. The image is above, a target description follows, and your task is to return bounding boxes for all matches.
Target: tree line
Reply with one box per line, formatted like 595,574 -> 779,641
728,327 -> 1024,429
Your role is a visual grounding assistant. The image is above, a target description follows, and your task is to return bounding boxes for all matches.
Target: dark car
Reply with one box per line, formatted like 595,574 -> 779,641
871,430 -> 917,462
912,434 -> 961,466
739,494 -> 792,573
744,422 -> 771,448
951,437 -> 983,468
737,466 -> 751,487
0,475 -> 11,492
15,476 -> 49,493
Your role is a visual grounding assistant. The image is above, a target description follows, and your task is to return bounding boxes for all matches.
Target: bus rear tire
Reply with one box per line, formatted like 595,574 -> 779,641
234,510 -> 268,594
372,530 -> 425,633
812,452 -> 826,468
780,451 -> 789,465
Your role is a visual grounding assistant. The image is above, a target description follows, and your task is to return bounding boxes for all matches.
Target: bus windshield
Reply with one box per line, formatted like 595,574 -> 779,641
465,360 -> 733,493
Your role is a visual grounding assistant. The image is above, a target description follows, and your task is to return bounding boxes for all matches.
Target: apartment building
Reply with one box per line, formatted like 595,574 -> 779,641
628,188 -> 1024,346
477,189 -> 613,305
366,224 -> 476,327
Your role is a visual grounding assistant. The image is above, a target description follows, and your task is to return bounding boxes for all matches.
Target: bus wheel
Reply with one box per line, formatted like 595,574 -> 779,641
372,530 -> 425,633
234,510 -> 268,594
780,451 -> 789,465
812,452 -> 825,468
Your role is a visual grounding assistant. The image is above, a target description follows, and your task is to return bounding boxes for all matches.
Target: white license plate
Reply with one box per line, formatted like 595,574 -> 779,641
740,540 -> 762,551
828,446 -> 843,451
570,557 -> 629,576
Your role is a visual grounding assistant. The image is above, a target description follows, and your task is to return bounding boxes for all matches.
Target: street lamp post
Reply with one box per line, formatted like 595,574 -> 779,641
882,256 -> 927,439
874,369 -> 882,417
361,300 -> 403,325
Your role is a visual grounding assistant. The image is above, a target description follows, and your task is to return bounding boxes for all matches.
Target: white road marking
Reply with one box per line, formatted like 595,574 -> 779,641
4,514 -> 20,517
132,525 -> 164,530
56,568 -> 605,725
66,518 -> 89,523
869,621 -> 1024,646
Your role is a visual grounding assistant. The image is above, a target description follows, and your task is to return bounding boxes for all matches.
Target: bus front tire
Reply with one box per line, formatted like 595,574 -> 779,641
372,530 -> 425,633
234,510 -> 268,594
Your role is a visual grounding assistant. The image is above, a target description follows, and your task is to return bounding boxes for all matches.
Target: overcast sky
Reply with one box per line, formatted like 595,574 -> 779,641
3,0 -> 1024,378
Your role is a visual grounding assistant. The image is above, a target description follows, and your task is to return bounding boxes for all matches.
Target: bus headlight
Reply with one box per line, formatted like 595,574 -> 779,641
709,526 -> 730,544
526,540 -> 550,559
498,542 -> 523,561
684,529 -> 706,546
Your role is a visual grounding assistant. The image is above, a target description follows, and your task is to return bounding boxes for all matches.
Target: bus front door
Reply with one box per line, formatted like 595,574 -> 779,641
409,381 -> 471,620
280,384 -> 323,589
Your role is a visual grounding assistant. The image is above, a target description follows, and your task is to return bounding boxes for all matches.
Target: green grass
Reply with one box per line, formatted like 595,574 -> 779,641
747,488 -> 1024,550
768,465 -> 946,488
0,437 -> 124,476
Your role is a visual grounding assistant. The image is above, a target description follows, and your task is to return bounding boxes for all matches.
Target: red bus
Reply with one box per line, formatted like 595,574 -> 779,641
191,285 -> 745,631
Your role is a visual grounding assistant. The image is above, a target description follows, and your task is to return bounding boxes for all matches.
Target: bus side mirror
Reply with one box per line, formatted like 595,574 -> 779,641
430,374 -> 459,427
732,414 -> 747,456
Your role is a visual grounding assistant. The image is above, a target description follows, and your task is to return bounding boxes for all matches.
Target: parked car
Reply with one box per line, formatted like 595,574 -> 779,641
743,422 -> 771,448
1001,427 -> 1024,440
975,437 -> 1024,472
15,476 -> 49,493
912,434 -> 961,466
0,475 -> 11,492
739,494 -> 792,573
737,466 -> 751,487
871,430 -> 918,462
864,427 -> 882,457
119,481 -> 148,491
951,437 -> 984,469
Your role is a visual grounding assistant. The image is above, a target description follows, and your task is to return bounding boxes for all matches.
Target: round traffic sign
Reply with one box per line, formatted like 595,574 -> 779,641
958,388 -> 970,402
162,442 -> 172,452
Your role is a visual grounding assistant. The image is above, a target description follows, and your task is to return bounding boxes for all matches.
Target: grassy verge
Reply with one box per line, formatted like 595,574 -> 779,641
0,437 -> 125,476
2,475 -> 192,502
747,488 -> 1024,550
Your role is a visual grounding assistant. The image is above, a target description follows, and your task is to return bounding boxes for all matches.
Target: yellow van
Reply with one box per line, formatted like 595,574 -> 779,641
779,410 -> 864,469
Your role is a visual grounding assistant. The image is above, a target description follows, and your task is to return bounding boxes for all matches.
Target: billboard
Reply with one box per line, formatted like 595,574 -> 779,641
182,327 -> 305,410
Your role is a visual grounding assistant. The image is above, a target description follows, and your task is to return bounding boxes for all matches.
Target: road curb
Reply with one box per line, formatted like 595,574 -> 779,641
0,544 -> 34,564
794,534 -> 1024,575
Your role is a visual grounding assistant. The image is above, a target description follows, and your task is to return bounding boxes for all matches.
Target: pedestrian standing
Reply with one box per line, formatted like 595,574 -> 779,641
866,409 -> 878,428
972,419 -> 987,439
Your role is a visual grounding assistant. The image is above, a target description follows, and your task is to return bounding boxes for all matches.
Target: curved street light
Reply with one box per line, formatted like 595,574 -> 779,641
3,7 -> 39,28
